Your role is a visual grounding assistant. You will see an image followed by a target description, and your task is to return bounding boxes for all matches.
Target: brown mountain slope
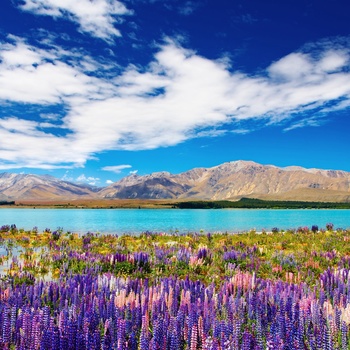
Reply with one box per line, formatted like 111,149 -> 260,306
1,161 -> 350,202
0,173 -> 98,200
99,161 -> 350,201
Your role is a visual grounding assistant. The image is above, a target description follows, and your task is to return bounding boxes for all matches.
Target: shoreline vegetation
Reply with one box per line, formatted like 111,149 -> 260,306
2,197 -> 350,209
1,224 -> 350,348
172,198 -> 350,209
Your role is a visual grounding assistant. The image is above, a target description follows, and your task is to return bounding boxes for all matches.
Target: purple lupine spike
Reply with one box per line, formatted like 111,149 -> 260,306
322,322 -> 333,350
169,329 -> 180,350
176,247 -> 191,264
102,326 -> 112,350
59,331 -> 69,350
133,252 -> 149,267
291,318 -> 302,350
125,305 -> 133,336
117,319 -> 126,350
213,319 -> 220,339
93,329 -> 101,350
211,338 -> 220,350
75,332 -> 86,350
314,326 -> 323,350
2,304 -> 11,345
254,313 -> 264,350
335,307 -> 341,331
139,325 -> 149,350
152,317 -> 164,350
128,330 -> 138,350
21,308 -> 32,349
10,305 -> 17,344
51,325 -> 60,350
31,315 -> 41,350
197,248 -> 208,260
284,313 -> 293,347
231,315 -> 241,349
66,319 -> 77,350
326,223 -> 334,231
40,328 -> 52,350
341,321 -> 348,350
220,320 -> 229,346
308,332 -> 317,350
241,330 -> 254,350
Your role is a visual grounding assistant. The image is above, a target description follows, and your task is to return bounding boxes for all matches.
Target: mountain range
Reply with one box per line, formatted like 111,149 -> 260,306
1,161 -> 350,202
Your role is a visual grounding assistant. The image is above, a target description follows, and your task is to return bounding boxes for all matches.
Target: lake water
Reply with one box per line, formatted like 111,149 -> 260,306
0,208 -> 350,234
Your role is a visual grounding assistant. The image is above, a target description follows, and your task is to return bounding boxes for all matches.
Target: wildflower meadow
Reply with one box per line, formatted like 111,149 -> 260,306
1,224 -> 350,349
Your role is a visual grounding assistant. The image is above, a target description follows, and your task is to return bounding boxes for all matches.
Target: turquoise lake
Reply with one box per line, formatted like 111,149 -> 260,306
0,208 -> 350,234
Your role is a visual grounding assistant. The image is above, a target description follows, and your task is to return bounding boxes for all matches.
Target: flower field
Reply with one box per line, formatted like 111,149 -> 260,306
1,224 -> 350,349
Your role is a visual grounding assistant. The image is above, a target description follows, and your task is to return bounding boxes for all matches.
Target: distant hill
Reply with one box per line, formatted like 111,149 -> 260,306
0,173 -> 98,200
1,161 -> 350,202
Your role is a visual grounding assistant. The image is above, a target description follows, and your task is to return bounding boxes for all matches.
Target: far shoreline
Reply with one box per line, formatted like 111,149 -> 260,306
1,198 -> 350,209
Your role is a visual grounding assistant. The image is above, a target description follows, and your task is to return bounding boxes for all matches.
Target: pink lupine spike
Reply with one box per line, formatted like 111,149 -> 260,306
190,324 -> 198,350
198,315 -> 205,345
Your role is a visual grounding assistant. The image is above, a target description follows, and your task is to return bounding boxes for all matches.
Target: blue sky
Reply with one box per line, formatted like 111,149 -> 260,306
0,0 -> 349,186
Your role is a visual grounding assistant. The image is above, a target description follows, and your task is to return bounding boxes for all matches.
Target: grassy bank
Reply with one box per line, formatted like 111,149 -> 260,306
5,197 -> 350,209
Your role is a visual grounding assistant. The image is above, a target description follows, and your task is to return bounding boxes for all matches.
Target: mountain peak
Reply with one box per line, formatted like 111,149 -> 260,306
1,161 -> 350,201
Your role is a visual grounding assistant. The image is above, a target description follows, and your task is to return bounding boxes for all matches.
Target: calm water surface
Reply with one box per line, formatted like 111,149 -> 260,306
0,208 -> 350,234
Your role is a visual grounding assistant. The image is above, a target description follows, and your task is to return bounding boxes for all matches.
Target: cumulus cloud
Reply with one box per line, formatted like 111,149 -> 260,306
61,172 -> 100,185
1,36 -> 350,170
106,179 -> 114,184
102,165 -> 132,173
76,174 -> 100,186
0,37 -> 104,105
61,171 -> 73,182
17,0 -> 132,41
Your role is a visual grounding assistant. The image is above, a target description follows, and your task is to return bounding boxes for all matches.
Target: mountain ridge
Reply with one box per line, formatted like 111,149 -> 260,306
1,160 -> 350,202
0,173 -> 99,200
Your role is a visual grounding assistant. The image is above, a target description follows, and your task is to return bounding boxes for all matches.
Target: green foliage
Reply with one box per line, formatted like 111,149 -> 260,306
172,198 -> 350,209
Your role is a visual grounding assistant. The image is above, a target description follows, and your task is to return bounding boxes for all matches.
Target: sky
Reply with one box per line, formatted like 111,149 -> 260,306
0,0 -> 350,187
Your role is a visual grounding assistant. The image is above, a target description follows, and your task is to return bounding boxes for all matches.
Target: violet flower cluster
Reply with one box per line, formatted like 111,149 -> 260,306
0,268 -> 350,349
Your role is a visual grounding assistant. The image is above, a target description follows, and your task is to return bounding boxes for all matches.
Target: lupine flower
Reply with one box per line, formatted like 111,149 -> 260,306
2,227 -> 350,349
326,223 -> 334,231
312,225 -> 319,233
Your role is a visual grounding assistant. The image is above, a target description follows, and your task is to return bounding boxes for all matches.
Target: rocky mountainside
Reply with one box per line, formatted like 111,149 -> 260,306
0,173 -> 98,200
99,161 -> 350,201
1,161 -> 350,201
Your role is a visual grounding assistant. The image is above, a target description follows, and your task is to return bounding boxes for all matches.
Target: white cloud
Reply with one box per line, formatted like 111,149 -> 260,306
0,38 -> 103,104
283,117 -> 325,132
61,171 -> 100,185
76,174 -> 100,186
102,165 -> 132,173
268,52 -> 314,82
129,170 -> 138,175
1,36 -> 350,170
231,129 -> 251,135
61,171 -> 73,182
319,51 -> 348,72
106,179 -> 114,184
18,0 -> 132,42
